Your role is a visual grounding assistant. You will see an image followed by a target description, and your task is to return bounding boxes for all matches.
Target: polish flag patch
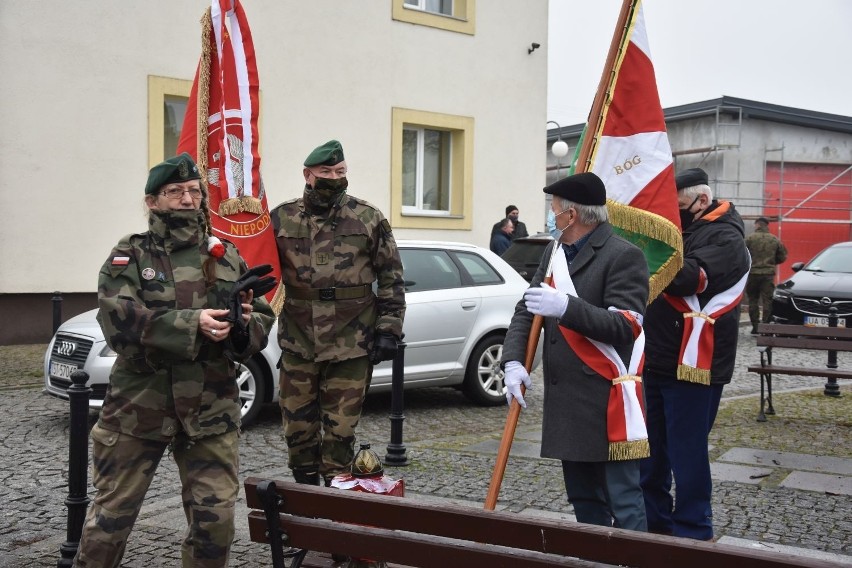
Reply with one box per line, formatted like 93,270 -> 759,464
111,256 -> 130,266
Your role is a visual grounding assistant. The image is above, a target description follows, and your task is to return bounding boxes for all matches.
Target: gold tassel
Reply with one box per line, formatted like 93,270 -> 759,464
677,364 -> 711,385
606,200 -> 684,303
219,198 -> 243,217
609,439 -> 650,461
240,196 -> 264,215
269,284 -> 286,317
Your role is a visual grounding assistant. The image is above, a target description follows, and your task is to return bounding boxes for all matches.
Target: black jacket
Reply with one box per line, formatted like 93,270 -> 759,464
644,200 -> 750,384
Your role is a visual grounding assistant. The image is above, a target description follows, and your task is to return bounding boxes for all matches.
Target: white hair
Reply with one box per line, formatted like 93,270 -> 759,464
678,183 -> 713,201
555,196 -> 608,224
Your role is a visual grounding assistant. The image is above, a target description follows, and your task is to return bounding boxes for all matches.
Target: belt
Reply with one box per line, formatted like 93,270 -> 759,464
285,284 -> 371,301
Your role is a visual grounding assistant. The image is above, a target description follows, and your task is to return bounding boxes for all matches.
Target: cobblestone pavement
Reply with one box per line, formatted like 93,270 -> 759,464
1,326 -> 850,567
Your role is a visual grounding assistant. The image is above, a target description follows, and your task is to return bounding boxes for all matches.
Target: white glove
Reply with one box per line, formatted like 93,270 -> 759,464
503,361 -> 531,409
524,282 -> 569,318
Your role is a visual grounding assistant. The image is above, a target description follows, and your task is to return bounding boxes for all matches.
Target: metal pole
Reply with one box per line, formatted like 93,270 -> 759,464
58,370 -> 91,567
384,341 -> 409,466
824,307 -> 840,397
52,292 -> 63,336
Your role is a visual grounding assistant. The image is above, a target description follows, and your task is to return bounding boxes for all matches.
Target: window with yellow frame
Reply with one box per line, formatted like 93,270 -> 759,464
392,0 -> 475,35
391,108 -> 474,230
147,76 -> 192,168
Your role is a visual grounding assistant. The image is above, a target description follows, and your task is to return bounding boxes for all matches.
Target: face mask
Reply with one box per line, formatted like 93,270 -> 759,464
546,209 -> 561,240
508,213 -> 519,223
678,195 -> 700,232
304,176 -> 348,210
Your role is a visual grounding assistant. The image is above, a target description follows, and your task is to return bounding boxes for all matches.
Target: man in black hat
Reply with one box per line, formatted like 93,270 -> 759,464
640,167 -> 751,541
745,216 -> 787,333
501,172 -> 651,531
491,205 -> 529,240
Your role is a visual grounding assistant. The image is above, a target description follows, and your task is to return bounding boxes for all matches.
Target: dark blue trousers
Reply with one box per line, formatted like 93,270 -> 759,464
640,370 -> 723,540
561,459 -> 647,531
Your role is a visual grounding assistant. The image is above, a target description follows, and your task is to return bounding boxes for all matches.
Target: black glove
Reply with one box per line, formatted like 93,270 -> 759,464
224,264 -> 276,330
369,333 -> 399,365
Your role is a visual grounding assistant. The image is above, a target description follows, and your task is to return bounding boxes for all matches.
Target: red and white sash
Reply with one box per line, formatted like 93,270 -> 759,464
551,249 -> 649,461
663,269 -> 748,385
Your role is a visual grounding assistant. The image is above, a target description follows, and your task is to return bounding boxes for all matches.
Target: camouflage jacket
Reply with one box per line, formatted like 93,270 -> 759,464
745,226 -> 787,275
271,193 -> 405,362
96,209 -> 275,441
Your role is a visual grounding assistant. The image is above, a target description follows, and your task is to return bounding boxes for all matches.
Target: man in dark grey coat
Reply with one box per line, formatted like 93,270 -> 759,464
501,172 -> 650,531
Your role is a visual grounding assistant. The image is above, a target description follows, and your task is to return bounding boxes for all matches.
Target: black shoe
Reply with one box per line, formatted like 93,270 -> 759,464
293,470 -> 321,485
750,326 -> 758,335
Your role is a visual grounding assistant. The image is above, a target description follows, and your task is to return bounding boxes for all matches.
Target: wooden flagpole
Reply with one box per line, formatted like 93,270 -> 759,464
483,0 -> 637,511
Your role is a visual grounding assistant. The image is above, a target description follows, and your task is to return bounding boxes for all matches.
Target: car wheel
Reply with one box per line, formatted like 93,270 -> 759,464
462,334 -> 506,406
236,358 -> 266,428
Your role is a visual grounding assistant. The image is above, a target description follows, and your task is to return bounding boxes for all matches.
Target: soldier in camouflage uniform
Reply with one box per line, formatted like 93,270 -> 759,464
271,140 -> 405,486
74,153 -> 275,568
745,217 -> 788,333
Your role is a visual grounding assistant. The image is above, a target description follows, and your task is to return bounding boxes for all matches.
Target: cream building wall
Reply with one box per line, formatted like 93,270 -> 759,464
0,1 -> 548,343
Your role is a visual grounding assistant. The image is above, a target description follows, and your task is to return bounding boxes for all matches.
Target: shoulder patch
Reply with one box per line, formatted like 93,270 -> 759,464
380,219 -> 393,235
111,256 -> 131,266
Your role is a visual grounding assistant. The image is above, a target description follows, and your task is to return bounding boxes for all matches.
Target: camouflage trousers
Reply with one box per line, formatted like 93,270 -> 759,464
746,273 -> 776,327
279,353 -> 371,482
74,425 -> 239,568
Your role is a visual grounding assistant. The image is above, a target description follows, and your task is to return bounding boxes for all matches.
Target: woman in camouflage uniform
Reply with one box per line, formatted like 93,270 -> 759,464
74,153 -> 275,568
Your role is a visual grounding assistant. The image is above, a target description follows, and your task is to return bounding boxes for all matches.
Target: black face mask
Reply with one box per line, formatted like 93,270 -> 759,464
304,176 -> 348,211
679,196 -> 700,231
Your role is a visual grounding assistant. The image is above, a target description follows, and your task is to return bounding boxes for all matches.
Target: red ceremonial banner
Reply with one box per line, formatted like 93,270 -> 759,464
178,0 -> 280,302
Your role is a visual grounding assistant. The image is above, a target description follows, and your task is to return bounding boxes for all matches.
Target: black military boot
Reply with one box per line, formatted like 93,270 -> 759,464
292,469 -> 321,486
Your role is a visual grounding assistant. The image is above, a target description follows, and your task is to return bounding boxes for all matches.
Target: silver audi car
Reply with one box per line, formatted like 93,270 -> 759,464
44,240 -> 541,427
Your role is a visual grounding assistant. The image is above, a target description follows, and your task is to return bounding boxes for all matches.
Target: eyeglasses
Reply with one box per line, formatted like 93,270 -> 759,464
160,187 -> 203,200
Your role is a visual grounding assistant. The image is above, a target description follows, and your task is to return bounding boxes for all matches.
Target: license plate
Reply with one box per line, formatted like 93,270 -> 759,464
804,316 -> 847,328
50,361 -> 78,379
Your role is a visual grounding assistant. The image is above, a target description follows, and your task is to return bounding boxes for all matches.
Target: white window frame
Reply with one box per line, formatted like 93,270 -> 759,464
402,126 -> 452,217
404,0 -> 453,16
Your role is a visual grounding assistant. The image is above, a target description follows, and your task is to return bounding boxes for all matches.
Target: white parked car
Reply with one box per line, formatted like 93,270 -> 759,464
44,240 -> 541,427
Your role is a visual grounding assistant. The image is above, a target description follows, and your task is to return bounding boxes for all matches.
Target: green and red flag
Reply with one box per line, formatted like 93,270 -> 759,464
178,0 -> 281,306
575,0 -> 682,301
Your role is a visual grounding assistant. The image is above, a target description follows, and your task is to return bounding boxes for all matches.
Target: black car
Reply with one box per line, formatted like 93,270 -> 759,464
500,233 -> 553,282
771,241 -> 852,327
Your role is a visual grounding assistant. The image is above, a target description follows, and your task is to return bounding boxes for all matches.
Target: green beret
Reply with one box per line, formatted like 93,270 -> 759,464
543,172 -> 606,206
675,167 -> 708,190
145,152 -> 201,195
304,140 -> 345,167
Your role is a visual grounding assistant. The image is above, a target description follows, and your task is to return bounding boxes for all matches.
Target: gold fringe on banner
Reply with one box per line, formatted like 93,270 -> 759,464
218,196 -> 265,216
198,9 -> 212,181
609,439 -> 650,461
677,364 -> 711,385
607,199 -> 684,303
269,284 -> 285,316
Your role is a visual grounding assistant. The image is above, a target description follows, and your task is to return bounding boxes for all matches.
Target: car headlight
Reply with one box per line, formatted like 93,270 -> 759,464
772,288 -> 792,303
99,345 -> 117,357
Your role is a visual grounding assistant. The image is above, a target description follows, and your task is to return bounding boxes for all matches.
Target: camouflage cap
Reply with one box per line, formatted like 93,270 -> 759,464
145,152 -> 201,195
304,140 -> 345,167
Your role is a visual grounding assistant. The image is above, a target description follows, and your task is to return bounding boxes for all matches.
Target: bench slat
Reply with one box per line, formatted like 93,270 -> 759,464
746,365 -> 852,379
754,336 -> 852,351
248,512 -> 603,568
756,323 -> 852,339
244,478 -> 835,568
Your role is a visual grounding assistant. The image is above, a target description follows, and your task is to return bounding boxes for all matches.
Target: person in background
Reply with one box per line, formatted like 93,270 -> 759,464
492,205 -> 529,240
745,216 -> 787,333
502,172 -> 650,531
75,153 -> 275,568
640,167 -> 751,541
490,217 -> 514,255
271,140 -> 406,487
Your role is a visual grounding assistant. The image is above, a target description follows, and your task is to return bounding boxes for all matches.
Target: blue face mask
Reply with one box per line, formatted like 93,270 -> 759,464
546,209 -> 562,240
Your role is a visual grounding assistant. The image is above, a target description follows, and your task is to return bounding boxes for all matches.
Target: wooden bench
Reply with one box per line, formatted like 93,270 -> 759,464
747,323 -> 852,421
244,477 -> 839,568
